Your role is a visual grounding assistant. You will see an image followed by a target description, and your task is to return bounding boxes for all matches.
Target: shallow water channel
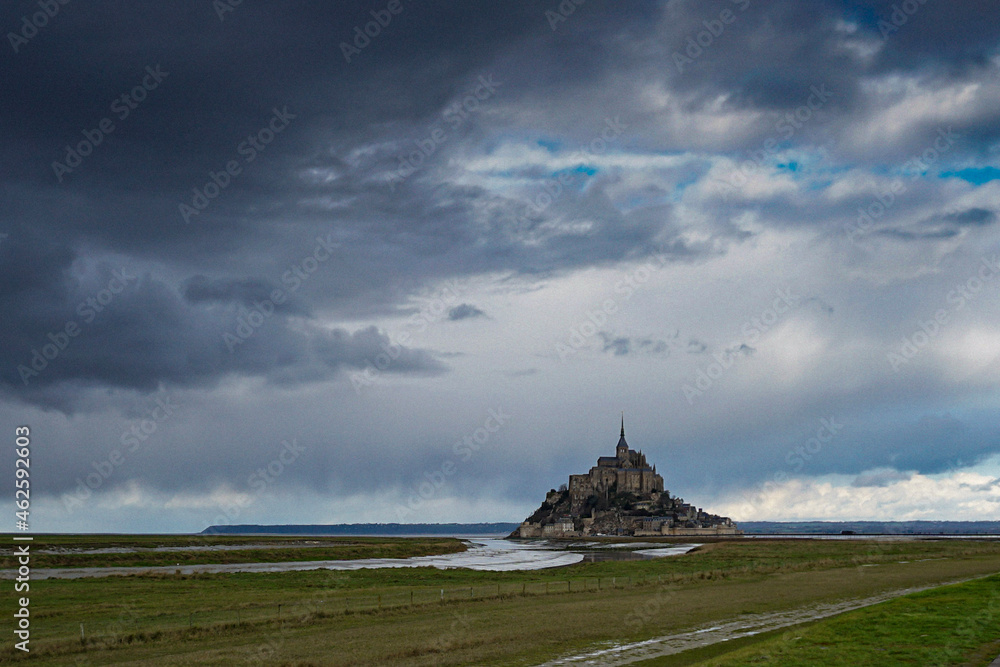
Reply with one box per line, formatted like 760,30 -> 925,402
1,538 -> 699,579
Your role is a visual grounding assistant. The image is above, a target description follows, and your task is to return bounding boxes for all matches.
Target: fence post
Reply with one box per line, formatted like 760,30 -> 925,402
410,590 -> 414,605
80,623 -> 85,645
440,589 -> 444,602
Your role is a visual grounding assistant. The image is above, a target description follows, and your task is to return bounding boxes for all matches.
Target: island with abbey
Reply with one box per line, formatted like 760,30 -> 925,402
513,417 -> 741,538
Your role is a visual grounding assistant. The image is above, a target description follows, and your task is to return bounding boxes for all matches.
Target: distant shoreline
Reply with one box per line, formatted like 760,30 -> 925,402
198,520 -> 1000,537
200,522 -> 521,536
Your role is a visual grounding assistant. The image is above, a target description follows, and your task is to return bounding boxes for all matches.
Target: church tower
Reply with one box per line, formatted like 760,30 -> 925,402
616,413 -> 629,461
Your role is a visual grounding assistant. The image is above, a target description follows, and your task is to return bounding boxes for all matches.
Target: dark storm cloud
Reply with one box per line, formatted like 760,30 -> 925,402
829,413 -> 998,479
0,0 -> 710,335
942,207 -> 995,227
0,2 -> 583,406
447,303 -> 486,320
182,275 -> 308,315
2,0 -> 1000,523
592,0 -> 1000,176
0,234 -> 444,409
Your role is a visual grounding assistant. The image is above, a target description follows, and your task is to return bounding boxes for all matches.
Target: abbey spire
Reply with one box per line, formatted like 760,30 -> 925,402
617,412 -> 629,455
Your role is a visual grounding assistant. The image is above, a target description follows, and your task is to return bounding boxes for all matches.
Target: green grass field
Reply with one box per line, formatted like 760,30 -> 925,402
642,573 -> 1000,666
0,535 -> 467,569
3,537 -> 999,665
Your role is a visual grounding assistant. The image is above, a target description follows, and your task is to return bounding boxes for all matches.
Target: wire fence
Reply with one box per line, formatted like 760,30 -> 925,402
75,573 -> 678,646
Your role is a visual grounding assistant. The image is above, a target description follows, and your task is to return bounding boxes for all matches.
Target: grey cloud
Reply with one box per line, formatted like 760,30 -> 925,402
598,332 -> 674,357
183,275 -> 308,315
852,469 -> 913,488
803,297 -> 835,315
687,339 -> 708,354
961,478 -> 1000,493
877,228 -> 960,241
447,303 -> 486,320
879,207 -> 996,241
944,208 -> 995,226
725,344 -> 755,358
0,253 -> 444,410
600,333 -> 631,356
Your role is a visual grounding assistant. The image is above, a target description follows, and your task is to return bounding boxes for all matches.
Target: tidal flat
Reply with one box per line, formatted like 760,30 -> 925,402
3,536 -> 1000,665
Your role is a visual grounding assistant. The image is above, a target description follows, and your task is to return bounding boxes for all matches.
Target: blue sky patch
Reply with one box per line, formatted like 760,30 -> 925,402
940,167 -> 1000,185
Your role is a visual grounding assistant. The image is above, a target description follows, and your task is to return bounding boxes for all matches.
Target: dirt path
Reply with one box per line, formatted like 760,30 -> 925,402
538,576 -> 988,666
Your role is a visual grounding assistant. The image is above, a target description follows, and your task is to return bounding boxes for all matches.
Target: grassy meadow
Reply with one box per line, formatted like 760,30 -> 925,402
2,537 -> 999,665
0,535 -> 467,569
643,573 -> 1000,666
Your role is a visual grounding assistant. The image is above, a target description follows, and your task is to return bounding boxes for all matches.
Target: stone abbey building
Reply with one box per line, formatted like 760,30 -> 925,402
515,417 -> 740,538
568,418 -> 664,513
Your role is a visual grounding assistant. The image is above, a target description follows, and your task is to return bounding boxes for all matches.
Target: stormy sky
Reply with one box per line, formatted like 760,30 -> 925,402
2,0 -> 999,532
